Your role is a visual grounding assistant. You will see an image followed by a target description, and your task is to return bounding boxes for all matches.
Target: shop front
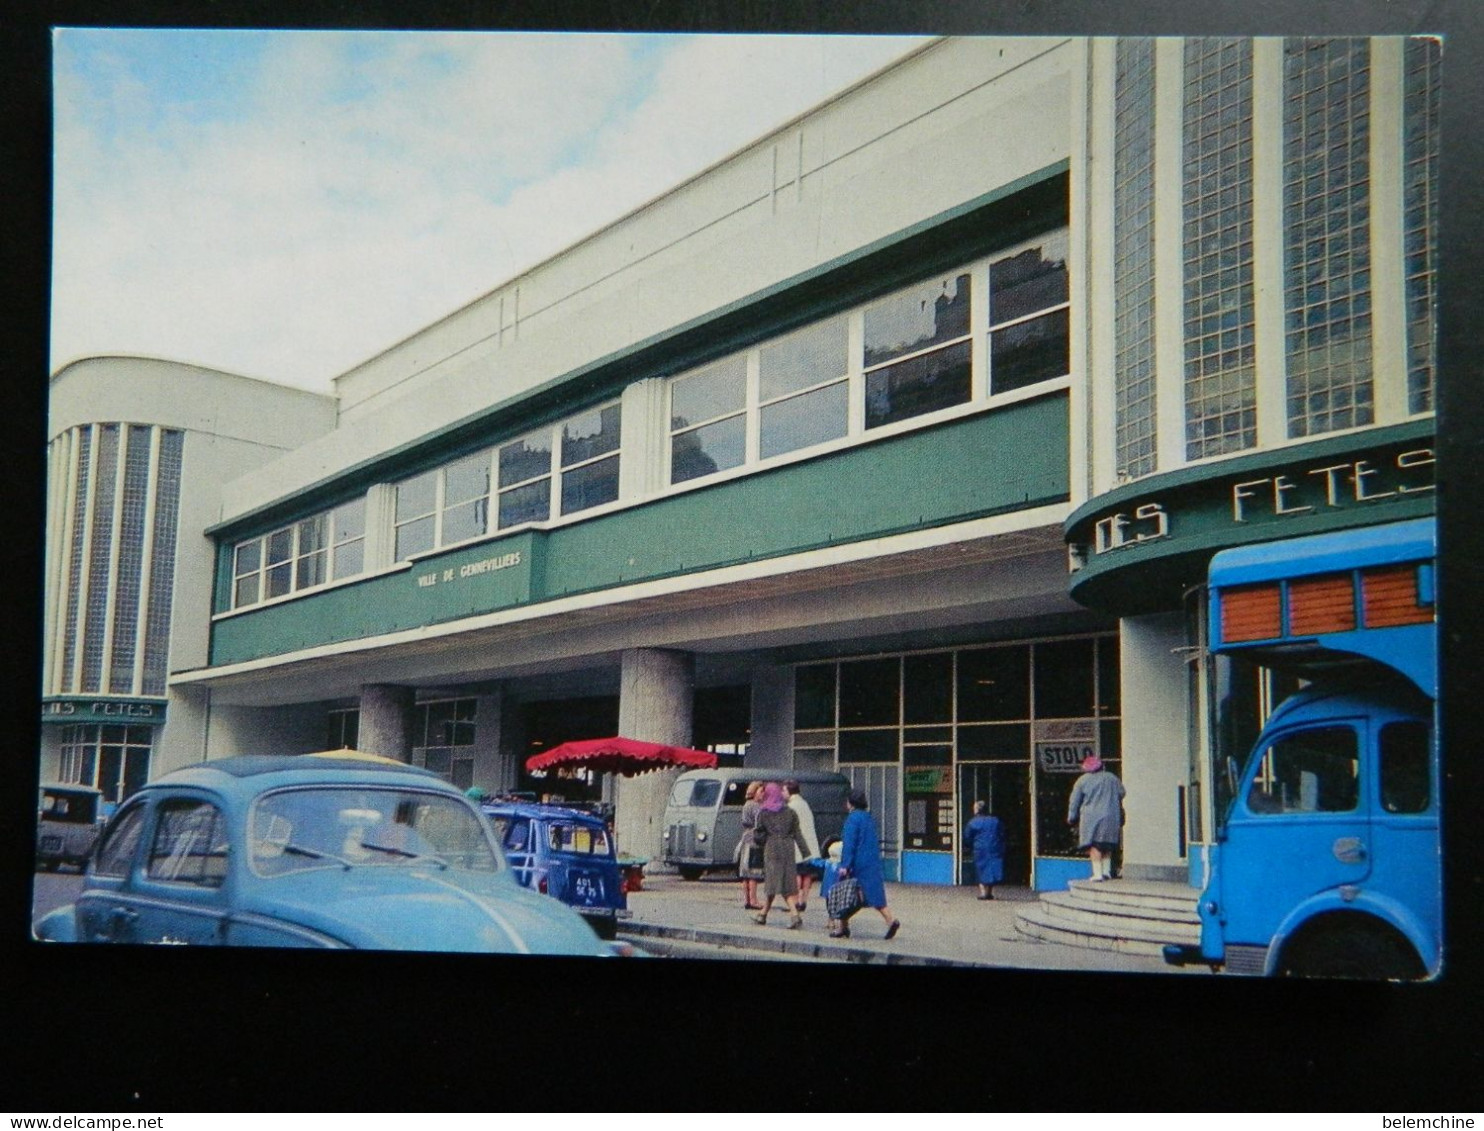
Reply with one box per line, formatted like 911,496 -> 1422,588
792,632 -> 1119,890
41,696 -> 169,809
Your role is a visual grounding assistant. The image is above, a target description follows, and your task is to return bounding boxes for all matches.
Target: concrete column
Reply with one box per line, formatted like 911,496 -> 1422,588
614,648 -> 694,867
1119,613 -> 1190,881
359,684 -> 415,762
470,689 -> 507,794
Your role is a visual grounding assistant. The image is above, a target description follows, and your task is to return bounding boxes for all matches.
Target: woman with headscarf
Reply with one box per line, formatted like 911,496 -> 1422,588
1067,754 -> 1125,882
751,781 -> 810,929
832,789 -> 900,940
736,780 -> 766,910
963,799 -> 1005,900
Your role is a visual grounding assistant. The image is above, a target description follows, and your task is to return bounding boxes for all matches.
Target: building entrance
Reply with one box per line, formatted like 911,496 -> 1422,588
957,762 -> 1031,885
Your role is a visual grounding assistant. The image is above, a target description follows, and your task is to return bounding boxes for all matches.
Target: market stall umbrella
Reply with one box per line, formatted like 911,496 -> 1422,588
524,736 -> 718,777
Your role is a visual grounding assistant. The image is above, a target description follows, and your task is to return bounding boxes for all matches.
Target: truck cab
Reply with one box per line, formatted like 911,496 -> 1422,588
1167,517 -> 1438,980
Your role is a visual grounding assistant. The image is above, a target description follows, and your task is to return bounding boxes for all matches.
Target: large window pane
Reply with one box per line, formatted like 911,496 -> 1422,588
333,498 -> 366,544
794,665 -> 837,729
442,498 -> 487,544
1034,638 -> 1096,718
957,646 -> 1030,721
561,455 -> 619,515
864,273 -> 972,367
396,471 -> 437,522
838,729 -> 899,763
759,316 -> 847,401
265,562 -> 292,599
759,382 -> 847,459
562,405 -> 621,466
990,232 -> 1070,324
498,479 -> 550,527
499,429 -> 553,487
990,309 -> 1070,393
904,652 -> 953,724
295,550 -> 326,590
332,540 -> 363,580
395,515 -> 435,559
445,452 -> 491,506
840,658 -> 900,727
1247,726 -> 1359,814
672,356 -> 745,429
671,416 -> 745,484
865,340 -> 972,428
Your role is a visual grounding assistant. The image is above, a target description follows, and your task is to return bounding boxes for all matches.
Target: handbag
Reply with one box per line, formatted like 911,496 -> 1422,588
826,874 -> 864,919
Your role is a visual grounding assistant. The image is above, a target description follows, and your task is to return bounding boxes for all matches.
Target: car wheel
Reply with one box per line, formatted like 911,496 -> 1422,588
591,918 -> 619,941
1279,920 -> 1425,981
678,866 -> 704,881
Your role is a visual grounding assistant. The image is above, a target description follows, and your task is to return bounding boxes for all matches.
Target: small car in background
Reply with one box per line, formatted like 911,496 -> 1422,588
482,801 -> 630,939
36,783 -> 106,871
32,752 -> 619,956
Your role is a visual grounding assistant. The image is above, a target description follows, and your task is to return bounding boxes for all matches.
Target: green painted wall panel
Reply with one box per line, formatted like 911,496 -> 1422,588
210,393 -> 1069,667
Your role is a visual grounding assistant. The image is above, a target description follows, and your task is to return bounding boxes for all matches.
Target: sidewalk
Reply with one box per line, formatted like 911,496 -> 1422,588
619,872 -> 1210,974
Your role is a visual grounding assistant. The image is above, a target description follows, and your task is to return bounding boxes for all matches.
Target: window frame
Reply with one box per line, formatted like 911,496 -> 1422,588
231,498 -> 367,609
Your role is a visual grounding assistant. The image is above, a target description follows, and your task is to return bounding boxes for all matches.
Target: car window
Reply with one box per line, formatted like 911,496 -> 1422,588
501,819 -> 532,853
1380,720 -> 1431,814
1246,726 -> 1359,815
147,800 -> 229,887
93,802 -> 148,877
547,822 -> 612,856
250,787 -> 500,876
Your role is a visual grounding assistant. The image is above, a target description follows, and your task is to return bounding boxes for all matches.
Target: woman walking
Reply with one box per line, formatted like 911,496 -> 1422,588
737,780 -> 765,910
963,799 -> 1005,900
752,782 -> 810,929
1067,755 -> 1125,881
833,789 -> 899,940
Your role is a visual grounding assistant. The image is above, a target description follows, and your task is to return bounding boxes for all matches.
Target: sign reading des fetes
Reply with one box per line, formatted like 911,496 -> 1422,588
42,697 -> 168,726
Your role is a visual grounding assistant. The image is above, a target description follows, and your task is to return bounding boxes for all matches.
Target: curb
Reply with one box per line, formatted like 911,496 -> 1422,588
619,919 -> 971,967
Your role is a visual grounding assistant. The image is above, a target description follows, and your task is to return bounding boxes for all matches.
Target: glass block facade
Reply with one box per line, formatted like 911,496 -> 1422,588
48,424 -> 185,698
1182,38 -> 1257,459
1282,38 -> 1374,438
1403,37 -> 1441,416
1113,38 -> 1158,480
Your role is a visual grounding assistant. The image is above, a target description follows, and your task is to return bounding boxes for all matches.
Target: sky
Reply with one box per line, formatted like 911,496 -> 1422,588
51,29 -> 932,395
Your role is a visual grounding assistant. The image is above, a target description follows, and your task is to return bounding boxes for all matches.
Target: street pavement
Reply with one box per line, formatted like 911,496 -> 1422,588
620,871 -> 1211,974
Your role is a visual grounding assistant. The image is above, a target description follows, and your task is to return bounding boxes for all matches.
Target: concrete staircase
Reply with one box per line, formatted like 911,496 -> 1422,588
1013,878 -> 1200,957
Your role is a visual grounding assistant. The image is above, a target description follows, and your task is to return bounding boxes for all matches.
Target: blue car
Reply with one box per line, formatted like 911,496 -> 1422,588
33,752 -> 619,956
482,802 -> 630,940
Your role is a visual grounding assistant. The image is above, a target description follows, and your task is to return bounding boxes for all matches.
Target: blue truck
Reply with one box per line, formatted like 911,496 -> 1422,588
1165,517 -> 1439,980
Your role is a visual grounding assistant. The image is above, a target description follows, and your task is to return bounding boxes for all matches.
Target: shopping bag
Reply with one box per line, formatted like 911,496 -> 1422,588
826,875 -> 864,919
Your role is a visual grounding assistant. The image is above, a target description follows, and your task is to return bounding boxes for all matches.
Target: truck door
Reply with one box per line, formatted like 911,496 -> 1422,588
1218,721 -> 1370,950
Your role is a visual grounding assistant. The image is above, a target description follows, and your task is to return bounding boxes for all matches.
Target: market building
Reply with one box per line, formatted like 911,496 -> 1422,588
42,35 -> 1438,894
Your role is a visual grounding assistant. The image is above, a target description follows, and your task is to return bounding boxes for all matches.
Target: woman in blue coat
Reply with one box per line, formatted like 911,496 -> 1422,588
834,789 -> 900,940
963,799 -> 1005,900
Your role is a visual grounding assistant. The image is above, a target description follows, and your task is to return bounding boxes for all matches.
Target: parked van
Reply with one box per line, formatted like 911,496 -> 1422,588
662,769 -> 850,879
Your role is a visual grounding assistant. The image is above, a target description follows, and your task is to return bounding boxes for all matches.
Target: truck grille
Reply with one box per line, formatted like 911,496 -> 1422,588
1225,944 -> 1269,975
668,823 -> 697,858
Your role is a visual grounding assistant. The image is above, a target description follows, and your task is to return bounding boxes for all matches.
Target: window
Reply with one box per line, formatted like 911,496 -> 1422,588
548,822 -> 612,855
671,355 -> 746,484
147,800 -> 229,886
232,498 -> 367,608
1247,726 -> 1359,814
94,802 -> 147,877
759,316 -> 849,458
560,404 -> 621,515
394,451 -> 495,559
327,707 -> 359,751
865,272 -> 973,427
497,427 -> 553,528
59,723 -> 152,804
1403,36 -> 1440,416
1379,720 -> 1430,814
989,232 -> 1071,395
414,698 -> 476,789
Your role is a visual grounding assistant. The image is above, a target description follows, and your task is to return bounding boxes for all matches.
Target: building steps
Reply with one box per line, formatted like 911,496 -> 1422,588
1013,879 -> 1200,957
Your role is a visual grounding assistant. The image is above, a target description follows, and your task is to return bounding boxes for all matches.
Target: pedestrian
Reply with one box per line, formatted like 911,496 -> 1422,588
752,782 -> 810,929
736,780 -> 766,910
833,789 -> 899,940
1067,754 -> 1125,882
785,779 -> 822,913
963,799 -> 1005,900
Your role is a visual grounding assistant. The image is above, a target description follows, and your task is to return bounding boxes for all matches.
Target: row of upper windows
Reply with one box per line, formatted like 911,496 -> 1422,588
226,227 -> 1070,612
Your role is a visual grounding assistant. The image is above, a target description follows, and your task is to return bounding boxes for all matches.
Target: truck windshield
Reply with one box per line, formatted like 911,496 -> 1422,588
250,788 -> 500,876
669,779 -> 721,808
1245,726 -> 1359,815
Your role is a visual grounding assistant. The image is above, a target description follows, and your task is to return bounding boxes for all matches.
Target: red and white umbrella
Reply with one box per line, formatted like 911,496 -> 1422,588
524,736 -> 718,777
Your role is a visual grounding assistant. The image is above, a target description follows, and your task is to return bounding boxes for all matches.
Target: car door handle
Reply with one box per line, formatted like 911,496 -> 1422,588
1332,837 -> 1367,864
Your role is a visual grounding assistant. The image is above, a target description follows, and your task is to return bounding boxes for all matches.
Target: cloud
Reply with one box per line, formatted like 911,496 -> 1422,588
51,30 -> 929,392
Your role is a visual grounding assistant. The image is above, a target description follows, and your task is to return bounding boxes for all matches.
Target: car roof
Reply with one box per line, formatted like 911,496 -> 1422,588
144,753 -> 449,794
671,768 -> 850,785
481,801 -> 606,824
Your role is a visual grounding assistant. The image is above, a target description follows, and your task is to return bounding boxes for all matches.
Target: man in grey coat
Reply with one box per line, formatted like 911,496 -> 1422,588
1067,755 -> 1125,881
